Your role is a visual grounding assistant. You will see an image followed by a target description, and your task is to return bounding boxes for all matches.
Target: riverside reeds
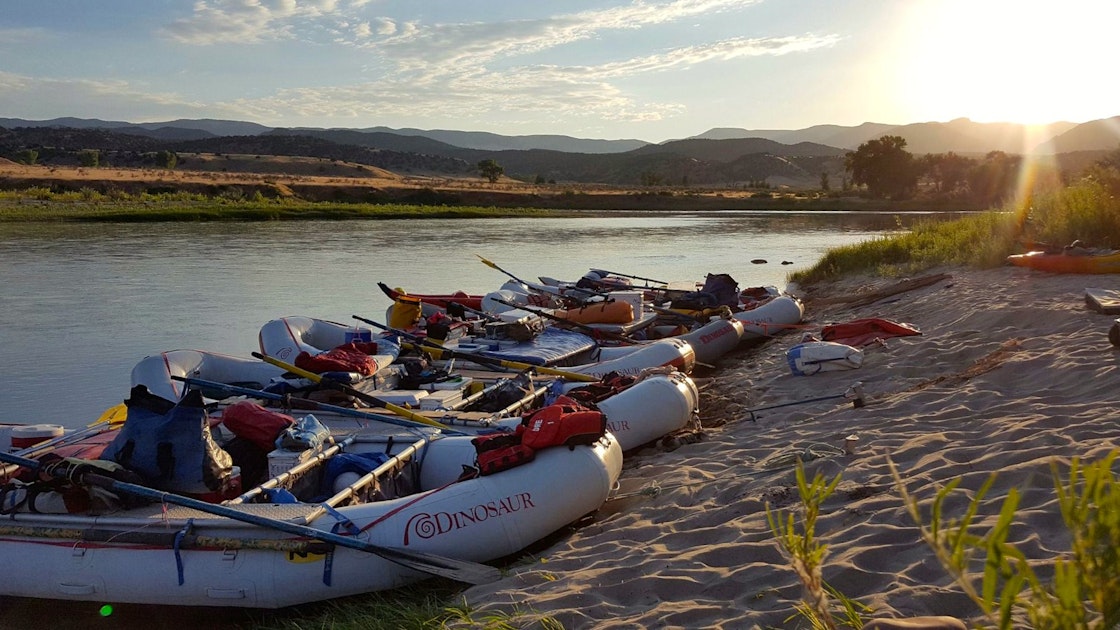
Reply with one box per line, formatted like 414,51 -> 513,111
792,177 -> 1120,285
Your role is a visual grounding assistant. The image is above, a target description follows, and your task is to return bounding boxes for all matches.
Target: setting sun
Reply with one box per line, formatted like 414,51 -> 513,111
896,0 -> 1119,126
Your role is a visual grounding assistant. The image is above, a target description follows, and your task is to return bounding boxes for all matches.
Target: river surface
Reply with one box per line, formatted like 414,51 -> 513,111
1,211 -> 950,430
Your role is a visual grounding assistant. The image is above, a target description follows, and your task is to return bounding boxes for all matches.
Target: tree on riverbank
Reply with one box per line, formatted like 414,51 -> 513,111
845,135 -> 920,199
478,159 -> 503,183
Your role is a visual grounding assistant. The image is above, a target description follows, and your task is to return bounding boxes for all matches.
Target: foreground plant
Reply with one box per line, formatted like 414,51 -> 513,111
892,451 -> 1120,629
767,464 -> 869,629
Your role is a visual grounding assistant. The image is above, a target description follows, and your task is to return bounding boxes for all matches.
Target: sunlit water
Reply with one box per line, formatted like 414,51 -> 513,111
0,211 -> 950,429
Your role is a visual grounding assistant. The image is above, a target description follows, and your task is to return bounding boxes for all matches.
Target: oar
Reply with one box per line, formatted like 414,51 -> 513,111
589,268 -> 668,286
170,376 -> 463,435
475,254 -> 539,291
9,402 -> 128,462
250,352 -> 454,432
647,302 -> 711,324
352,315 -> 601,382
476,255 -> 611,305
0,419 -> 126,480
488,296 -> 640,346
448,301 -> 502,322
0,450 -> 501,585
89,403 -> 129,428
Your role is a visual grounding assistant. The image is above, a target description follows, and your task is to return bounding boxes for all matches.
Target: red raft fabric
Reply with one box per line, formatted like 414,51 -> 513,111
820,318 -> 921,347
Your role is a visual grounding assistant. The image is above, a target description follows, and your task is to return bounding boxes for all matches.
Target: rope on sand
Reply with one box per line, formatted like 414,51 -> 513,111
740,382 -> 865,422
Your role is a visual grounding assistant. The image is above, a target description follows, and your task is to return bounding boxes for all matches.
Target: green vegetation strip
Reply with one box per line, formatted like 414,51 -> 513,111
0,189 -> 556,222
792,177 -> 1120,285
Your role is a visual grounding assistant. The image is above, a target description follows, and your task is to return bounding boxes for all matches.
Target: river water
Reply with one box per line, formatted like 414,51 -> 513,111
1,211 -> 944,430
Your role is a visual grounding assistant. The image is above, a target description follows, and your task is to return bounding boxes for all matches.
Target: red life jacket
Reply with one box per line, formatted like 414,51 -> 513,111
520,400 -> 607,451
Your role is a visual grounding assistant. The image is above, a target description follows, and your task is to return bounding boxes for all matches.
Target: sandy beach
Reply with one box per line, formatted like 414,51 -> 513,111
460,265 -> 1120,628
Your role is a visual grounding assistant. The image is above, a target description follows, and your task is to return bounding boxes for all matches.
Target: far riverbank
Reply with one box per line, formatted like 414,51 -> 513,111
0,162 -> 987,219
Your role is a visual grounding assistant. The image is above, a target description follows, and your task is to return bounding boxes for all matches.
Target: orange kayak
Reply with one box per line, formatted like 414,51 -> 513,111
1007,250 -> 1120,274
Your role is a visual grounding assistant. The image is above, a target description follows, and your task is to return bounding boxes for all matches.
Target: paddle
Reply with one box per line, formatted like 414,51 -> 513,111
475,254 -> 542,292
0,450 -> 501,585
90,403 -> 129,428
647,302 -> 714,325
352,315 -> 602,382
488,296 -> 640,346
476,255 -> 610,306
448,300 -> 502,322
170,376 -> 462,435
250,352 -> 454,432
8,402 -> 128,461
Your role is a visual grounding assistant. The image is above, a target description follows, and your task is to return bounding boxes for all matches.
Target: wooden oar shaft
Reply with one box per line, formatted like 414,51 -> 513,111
250,352 -> 453,432
490,296 -> 639,345
590,268 -> 668,285
354,315 -> 600,382
172,376 -> 459,435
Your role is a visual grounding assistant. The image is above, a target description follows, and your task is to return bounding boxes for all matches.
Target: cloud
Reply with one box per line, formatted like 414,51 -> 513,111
0,27 -> 53,46
160,0 -> 386,45
162,0 -> 291,45
221,32 -> 833,126
10,1 -> 838,131
367,0 -> 767,73
0,71 -> 239,122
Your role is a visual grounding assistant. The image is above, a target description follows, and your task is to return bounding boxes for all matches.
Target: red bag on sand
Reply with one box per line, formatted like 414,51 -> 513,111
294,342 -> 380,375
221,401 -> 296,452
821,318 -> 921,348
521,401 -> 607,451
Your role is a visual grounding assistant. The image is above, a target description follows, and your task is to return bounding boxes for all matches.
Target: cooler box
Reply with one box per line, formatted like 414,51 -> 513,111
10,424 -> 65,451
611,290 -> 645,316
268,449 -> 316,479
419,389 -> 464,411
422,376 -> 473,393
367,390 -> 429,406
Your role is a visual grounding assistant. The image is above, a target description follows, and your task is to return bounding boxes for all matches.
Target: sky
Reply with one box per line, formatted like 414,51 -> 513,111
1,0 -> 1117,142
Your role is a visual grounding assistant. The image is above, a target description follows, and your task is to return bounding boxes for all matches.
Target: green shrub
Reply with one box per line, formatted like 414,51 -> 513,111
767,464 -> 870,629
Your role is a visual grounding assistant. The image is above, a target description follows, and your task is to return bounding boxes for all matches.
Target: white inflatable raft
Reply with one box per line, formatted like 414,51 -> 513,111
258,316 -> 398,368
0,429 -> 622,608
733,295 -> 805,341
131,349 -> 291,402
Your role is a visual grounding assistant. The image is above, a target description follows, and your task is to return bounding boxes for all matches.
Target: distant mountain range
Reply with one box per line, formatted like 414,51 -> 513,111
2,115 -> 1118,188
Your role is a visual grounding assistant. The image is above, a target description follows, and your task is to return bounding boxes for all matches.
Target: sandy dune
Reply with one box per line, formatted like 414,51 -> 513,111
461,266 -> 1120,628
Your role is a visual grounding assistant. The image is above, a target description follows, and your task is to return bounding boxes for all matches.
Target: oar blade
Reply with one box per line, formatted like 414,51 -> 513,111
89,403 -> 129,428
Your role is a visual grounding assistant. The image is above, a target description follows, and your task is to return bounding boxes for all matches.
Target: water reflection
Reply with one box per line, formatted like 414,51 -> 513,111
0,211 -> 960,427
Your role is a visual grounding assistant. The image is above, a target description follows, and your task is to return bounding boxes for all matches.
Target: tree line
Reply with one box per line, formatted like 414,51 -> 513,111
845,135 -> 1043,206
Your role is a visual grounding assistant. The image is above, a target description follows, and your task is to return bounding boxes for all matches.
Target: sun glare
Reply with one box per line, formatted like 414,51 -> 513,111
896,0 -> 1120,126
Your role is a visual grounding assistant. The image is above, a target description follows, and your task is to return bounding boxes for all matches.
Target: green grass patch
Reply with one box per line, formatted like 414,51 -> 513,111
791,178 -> 1120,285
0,188 -> 559,222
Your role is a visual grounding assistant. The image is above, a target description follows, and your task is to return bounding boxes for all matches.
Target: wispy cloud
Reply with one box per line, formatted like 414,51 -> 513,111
224,32 -> 834,126
0,72 -> 237,122
160,0 -> 383,45
367,0 -> 766,73
29,1 -> 838,129
0,27 -> 53,46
